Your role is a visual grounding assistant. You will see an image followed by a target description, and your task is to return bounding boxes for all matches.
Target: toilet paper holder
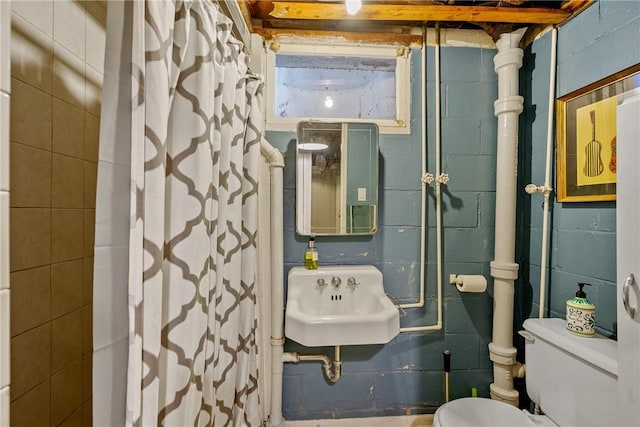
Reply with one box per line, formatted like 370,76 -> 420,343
449,274 -> 487,293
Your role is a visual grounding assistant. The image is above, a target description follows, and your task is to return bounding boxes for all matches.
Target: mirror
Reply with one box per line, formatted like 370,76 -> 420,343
296,121 -> 379,236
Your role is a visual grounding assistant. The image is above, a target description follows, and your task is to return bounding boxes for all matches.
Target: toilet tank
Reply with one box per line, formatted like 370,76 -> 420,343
522,318 -> 617,427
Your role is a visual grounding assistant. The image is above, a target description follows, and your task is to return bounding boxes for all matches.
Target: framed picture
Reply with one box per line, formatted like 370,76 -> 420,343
556,63 -> 640,202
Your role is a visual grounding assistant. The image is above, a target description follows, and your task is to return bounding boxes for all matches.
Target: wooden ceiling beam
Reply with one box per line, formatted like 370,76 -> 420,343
254,2 -> 571,25
561,0 -> 593,13
255,28 -> 423,46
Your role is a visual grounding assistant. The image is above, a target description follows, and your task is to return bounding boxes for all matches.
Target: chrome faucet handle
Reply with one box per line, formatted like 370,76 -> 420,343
317,278 -> 327,288
347,277 -> 359,287
331,276 -> 342,288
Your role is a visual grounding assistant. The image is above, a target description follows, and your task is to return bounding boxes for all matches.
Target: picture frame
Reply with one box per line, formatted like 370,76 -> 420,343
556,63 -> 640,202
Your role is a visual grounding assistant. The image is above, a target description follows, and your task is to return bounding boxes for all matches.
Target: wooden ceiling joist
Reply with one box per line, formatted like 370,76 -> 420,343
254,2 -> 572,25
255,28 -> 423,46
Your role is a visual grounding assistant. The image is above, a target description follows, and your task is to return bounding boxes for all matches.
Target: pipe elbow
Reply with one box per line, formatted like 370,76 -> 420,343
260,138 -> 285,168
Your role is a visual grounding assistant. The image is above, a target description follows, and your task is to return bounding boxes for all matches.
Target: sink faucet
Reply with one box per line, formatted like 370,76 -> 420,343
347,277 -> 360,287
331,276 -> 342,289
317,278 -> 327,288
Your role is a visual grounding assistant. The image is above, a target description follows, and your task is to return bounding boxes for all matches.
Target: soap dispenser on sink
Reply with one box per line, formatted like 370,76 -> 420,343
566,282 -> 596,337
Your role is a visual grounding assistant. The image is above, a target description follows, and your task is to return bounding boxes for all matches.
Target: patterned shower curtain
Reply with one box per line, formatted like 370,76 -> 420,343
124,1 -> 262,425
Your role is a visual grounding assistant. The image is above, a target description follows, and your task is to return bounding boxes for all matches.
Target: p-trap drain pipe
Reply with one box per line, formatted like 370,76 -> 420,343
284,346 -> 342,383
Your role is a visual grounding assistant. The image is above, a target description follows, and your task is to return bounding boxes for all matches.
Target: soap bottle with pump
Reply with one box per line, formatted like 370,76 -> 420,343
304,237 -> 318,270
566,282 -> 596,336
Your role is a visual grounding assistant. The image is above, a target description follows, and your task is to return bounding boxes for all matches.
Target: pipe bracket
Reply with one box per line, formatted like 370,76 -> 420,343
494,96 -> 524,116
270,336 -> 285,346
490,261 -> 519,280
488,342 -> 518,365
493,48 -> 524,71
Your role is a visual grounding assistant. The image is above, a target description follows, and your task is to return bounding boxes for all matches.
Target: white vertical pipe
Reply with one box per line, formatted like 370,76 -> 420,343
400,28 -> 427,310
434,24 -> 444,331
399,26 -> 442,332
538,28 -> 557,319
260,139 -> 286,426
489,28 -> 526,406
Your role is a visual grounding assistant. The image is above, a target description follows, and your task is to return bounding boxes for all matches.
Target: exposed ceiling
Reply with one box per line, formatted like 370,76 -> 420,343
239,0 -> 593,46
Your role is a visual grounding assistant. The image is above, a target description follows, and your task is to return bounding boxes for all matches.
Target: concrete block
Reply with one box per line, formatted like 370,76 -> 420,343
300,371 -> 376,413
596,281 -> 617,336
442,119 -> 481,155
445,295 -> 492,338
444,82 -> 497,120
380,151 -> 422,190
380,190 -> 420,226
399,298 -> 439,328
480,49 -> 498,83
408,333 -> 480,370
373,370 -> 443,408
554,229 -> 616,282
558,20 -> 640,96
478,192 -> 495,228
443,155 -> 496,192
441,47 -> 482,83
378,261 -> 421,300
283,188 -> 295,228
282,375 -> 303,416
375,226 -> 421,263
343,334 -> 412,373
479,119 -> 497,155
553,203 -> 614,232
444,227 -> 494,263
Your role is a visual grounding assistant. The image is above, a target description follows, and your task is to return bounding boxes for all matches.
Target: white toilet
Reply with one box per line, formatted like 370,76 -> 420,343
433,318 -> 618,427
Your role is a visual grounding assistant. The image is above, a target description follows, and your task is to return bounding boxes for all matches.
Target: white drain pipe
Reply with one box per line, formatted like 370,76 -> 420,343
260,138 -> 286,427
489,28 -> 527,406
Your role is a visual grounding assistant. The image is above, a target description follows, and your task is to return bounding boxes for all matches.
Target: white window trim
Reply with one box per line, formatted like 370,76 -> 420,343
265,43 -> 411,135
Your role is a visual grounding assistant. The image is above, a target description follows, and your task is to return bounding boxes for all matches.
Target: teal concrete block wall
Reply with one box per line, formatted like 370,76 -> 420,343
519,0 -> 640,338
267,45 -> 497,420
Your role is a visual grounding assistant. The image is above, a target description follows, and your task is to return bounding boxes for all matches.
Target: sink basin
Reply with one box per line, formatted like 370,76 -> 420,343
285,265 -> 400,346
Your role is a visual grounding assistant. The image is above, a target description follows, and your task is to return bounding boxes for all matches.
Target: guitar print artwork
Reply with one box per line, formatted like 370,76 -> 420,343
583,110 -> 604,178
609,136 -> 616,173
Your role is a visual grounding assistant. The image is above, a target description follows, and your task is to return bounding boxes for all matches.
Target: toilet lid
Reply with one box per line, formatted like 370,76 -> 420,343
434,398 -> 536,427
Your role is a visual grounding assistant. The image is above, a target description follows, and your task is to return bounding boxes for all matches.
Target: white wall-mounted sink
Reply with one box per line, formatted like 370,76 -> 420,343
285,265 -> 400,347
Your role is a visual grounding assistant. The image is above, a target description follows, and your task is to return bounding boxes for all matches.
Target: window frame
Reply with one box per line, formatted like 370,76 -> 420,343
265,42 -> 411,135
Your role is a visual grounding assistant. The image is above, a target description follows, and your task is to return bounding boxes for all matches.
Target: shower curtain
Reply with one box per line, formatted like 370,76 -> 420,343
95,1 -> 262,426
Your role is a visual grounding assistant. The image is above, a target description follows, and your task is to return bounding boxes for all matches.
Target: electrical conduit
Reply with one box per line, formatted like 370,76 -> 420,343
489,28 -> 527,405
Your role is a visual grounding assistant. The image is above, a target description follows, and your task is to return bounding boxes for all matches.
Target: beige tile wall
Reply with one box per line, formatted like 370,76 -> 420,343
8,1 -> 105,425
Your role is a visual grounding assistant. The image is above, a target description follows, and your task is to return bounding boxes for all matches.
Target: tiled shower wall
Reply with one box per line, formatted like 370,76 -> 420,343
8,1 -> 105,425
1,1 -> 11,424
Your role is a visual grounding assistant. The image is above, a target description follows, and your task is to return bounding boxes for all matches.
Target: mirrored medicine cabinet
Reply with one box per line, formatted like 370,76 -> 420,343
296,121 -> 379,236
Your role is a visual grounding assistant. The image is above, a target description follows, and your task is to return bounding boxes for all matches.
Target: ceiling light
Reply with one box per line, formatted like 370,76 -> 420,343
345,0 -> 361,15
324,96 -> 334,108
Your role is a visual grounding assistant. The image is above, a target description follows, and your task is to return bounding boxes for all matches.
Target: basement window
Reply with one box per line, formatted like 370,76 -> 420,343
265,43 -> 411,134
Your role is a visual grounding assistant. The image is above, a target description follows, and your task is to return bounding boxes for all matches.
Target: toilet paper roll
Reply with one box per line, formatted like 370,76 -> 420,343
456,275 -> 487,293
